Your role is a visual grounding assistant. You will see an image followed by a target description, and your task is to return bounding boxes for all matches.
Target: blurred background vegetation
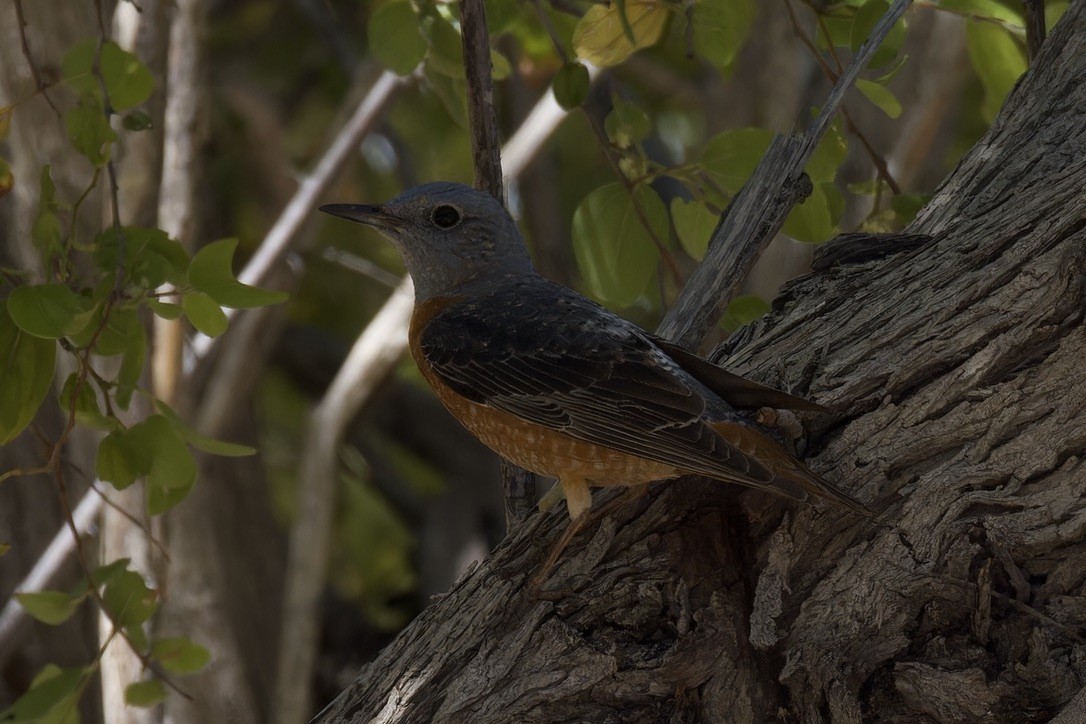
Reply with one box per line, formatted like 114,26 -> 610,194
0,0 -> 1065,720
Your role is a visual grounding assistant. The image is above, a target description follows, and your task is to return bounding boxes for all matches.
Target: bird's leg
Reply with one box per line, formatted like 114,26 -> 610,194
529,477 -> 591,597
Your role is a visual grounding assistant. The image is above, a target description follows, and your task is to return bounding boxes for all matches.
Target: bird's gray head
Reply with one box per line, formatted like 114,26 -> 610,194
320,182 -> 534,301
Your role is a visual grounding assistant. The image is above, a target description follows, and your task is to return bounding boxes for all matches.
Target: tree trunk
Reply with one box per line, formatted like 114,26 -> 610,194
316,3 -> 1086,722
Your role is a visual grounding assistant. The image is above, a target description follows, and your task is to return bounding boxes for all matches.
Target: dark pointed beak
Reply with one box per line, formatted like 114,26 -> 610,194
319,203 -> 402,232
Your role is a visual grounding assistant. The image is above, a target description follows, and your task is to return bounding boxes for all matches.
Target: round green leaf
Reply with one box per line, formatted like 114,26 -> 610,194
553,62 -> 591,110
783,181 -> 842,244
573,0 -> 670,67
125,679 -> 167,708
670,198 -> 719,260
425,17 -> 466,78
805,121 -> 847,183
102,570 -> 158,627
123,110 -> 154,131
182,291 -> 228,337
151,637 -> 212,674
722,294 -> 770,332
369,2 -> 427,76
700,127 -> 773,195
188,239 -> 288,308
692,0 -> 755,74
97,427 -> 153,490
0,304 -> 56,444
572,183 -> 665,307
7,284 -> 94,339
604,98 -> 651,149
14,591 -> 82,625
65,92 -> 117,166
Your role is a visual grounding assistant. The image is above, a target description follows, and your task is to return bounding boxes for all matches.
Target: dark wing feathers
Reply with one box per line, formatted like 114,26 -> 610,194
650,336 -> 827,413
421,280 -> 863,511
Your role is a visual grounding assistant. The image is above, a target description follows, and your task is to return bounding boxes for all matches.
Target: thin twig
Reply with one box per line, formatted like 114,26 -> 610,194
11,0 -> 61,116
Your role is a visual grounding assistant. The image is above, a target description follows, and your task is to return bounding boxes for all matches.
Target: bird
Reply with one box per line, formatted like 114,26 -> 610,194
320,182 -> 867,580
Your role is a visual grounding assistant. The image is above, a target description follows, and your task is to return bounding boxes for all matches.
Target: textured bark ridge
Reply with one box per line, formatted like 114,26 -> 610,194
318,4 -> 1086,721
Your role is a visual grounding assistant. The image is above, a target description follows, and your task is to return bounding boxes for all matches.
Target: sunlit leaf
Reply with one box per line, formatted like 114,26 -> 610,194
805,120 -> 847,182
0,304 -> 56,444
188,239 -> 288,308
692,0 -> 754,74
931,0 -> 1024,26
369,2 -> 427,76
572,183 -> 665,307
573,0 -> 669,67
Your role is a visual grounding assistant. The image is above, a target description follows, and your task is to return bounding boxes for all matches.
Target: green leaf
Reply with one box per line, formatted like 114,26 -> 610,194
966,20 -> 1026,123
14,591 -> 83,625
138,415 -> 197,514
0,543 -> 10,557
553,62 -> 590,110
182,292 -> 228,337
783,181 -> 842,243
102,570 -> 157,626
604,97 -> 651,149
125,679 -> 167,708
0,665 -> 86,723
6,284 -> 94,339
932,0 -> 1024,26
424,16 -> 466,78
722,294 -> 770,332
97,427 -> 153,489
66,92 -> 117,166
700,127 -> 773,195
805,120 -> 847,182
692,0 -> 755,74
62,40 -> 154,111
90,558 -> 132,587
32,166 -> 62,259
573,0 -> 670,67
151,637 -> 212,674
0,304 -> 56,444
94,227 -> 190,289
670,198 -> 718,260
856,78 -> 902,118
60,373 -> 117,431
147,300 -> 183,320
0,156 -> 12,200
422,64 -> 469,127
115,318 -> 146,409
122,111 -> 153,131
892,192 -> 930,224
490,49 -> 512,81
572,183 -> 665,307
154,400 -> 256,457
369,2 -> 427,76
188,239 -> 288,308
850,0 -> 907,68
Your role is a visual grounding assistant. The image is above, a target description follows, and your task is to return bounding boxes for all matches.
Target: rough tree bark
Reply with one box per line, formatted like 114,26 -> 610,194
316,3 -> 1086,722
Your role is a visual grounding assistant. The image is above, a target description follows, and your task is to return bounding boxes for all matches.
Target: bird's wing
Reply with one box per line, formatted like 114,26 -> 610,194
419,283 -> 864,511
649,336 -> 827,413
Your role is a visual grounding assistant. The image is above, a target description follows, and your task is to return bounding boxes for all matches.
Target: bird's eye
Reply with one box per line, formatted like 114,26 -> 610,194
431,205 -> 461,229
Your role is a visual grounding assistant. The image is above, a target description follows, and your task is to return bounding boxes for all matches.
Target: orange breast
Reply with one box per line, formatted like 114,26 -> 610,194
409,297 -> 680,486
